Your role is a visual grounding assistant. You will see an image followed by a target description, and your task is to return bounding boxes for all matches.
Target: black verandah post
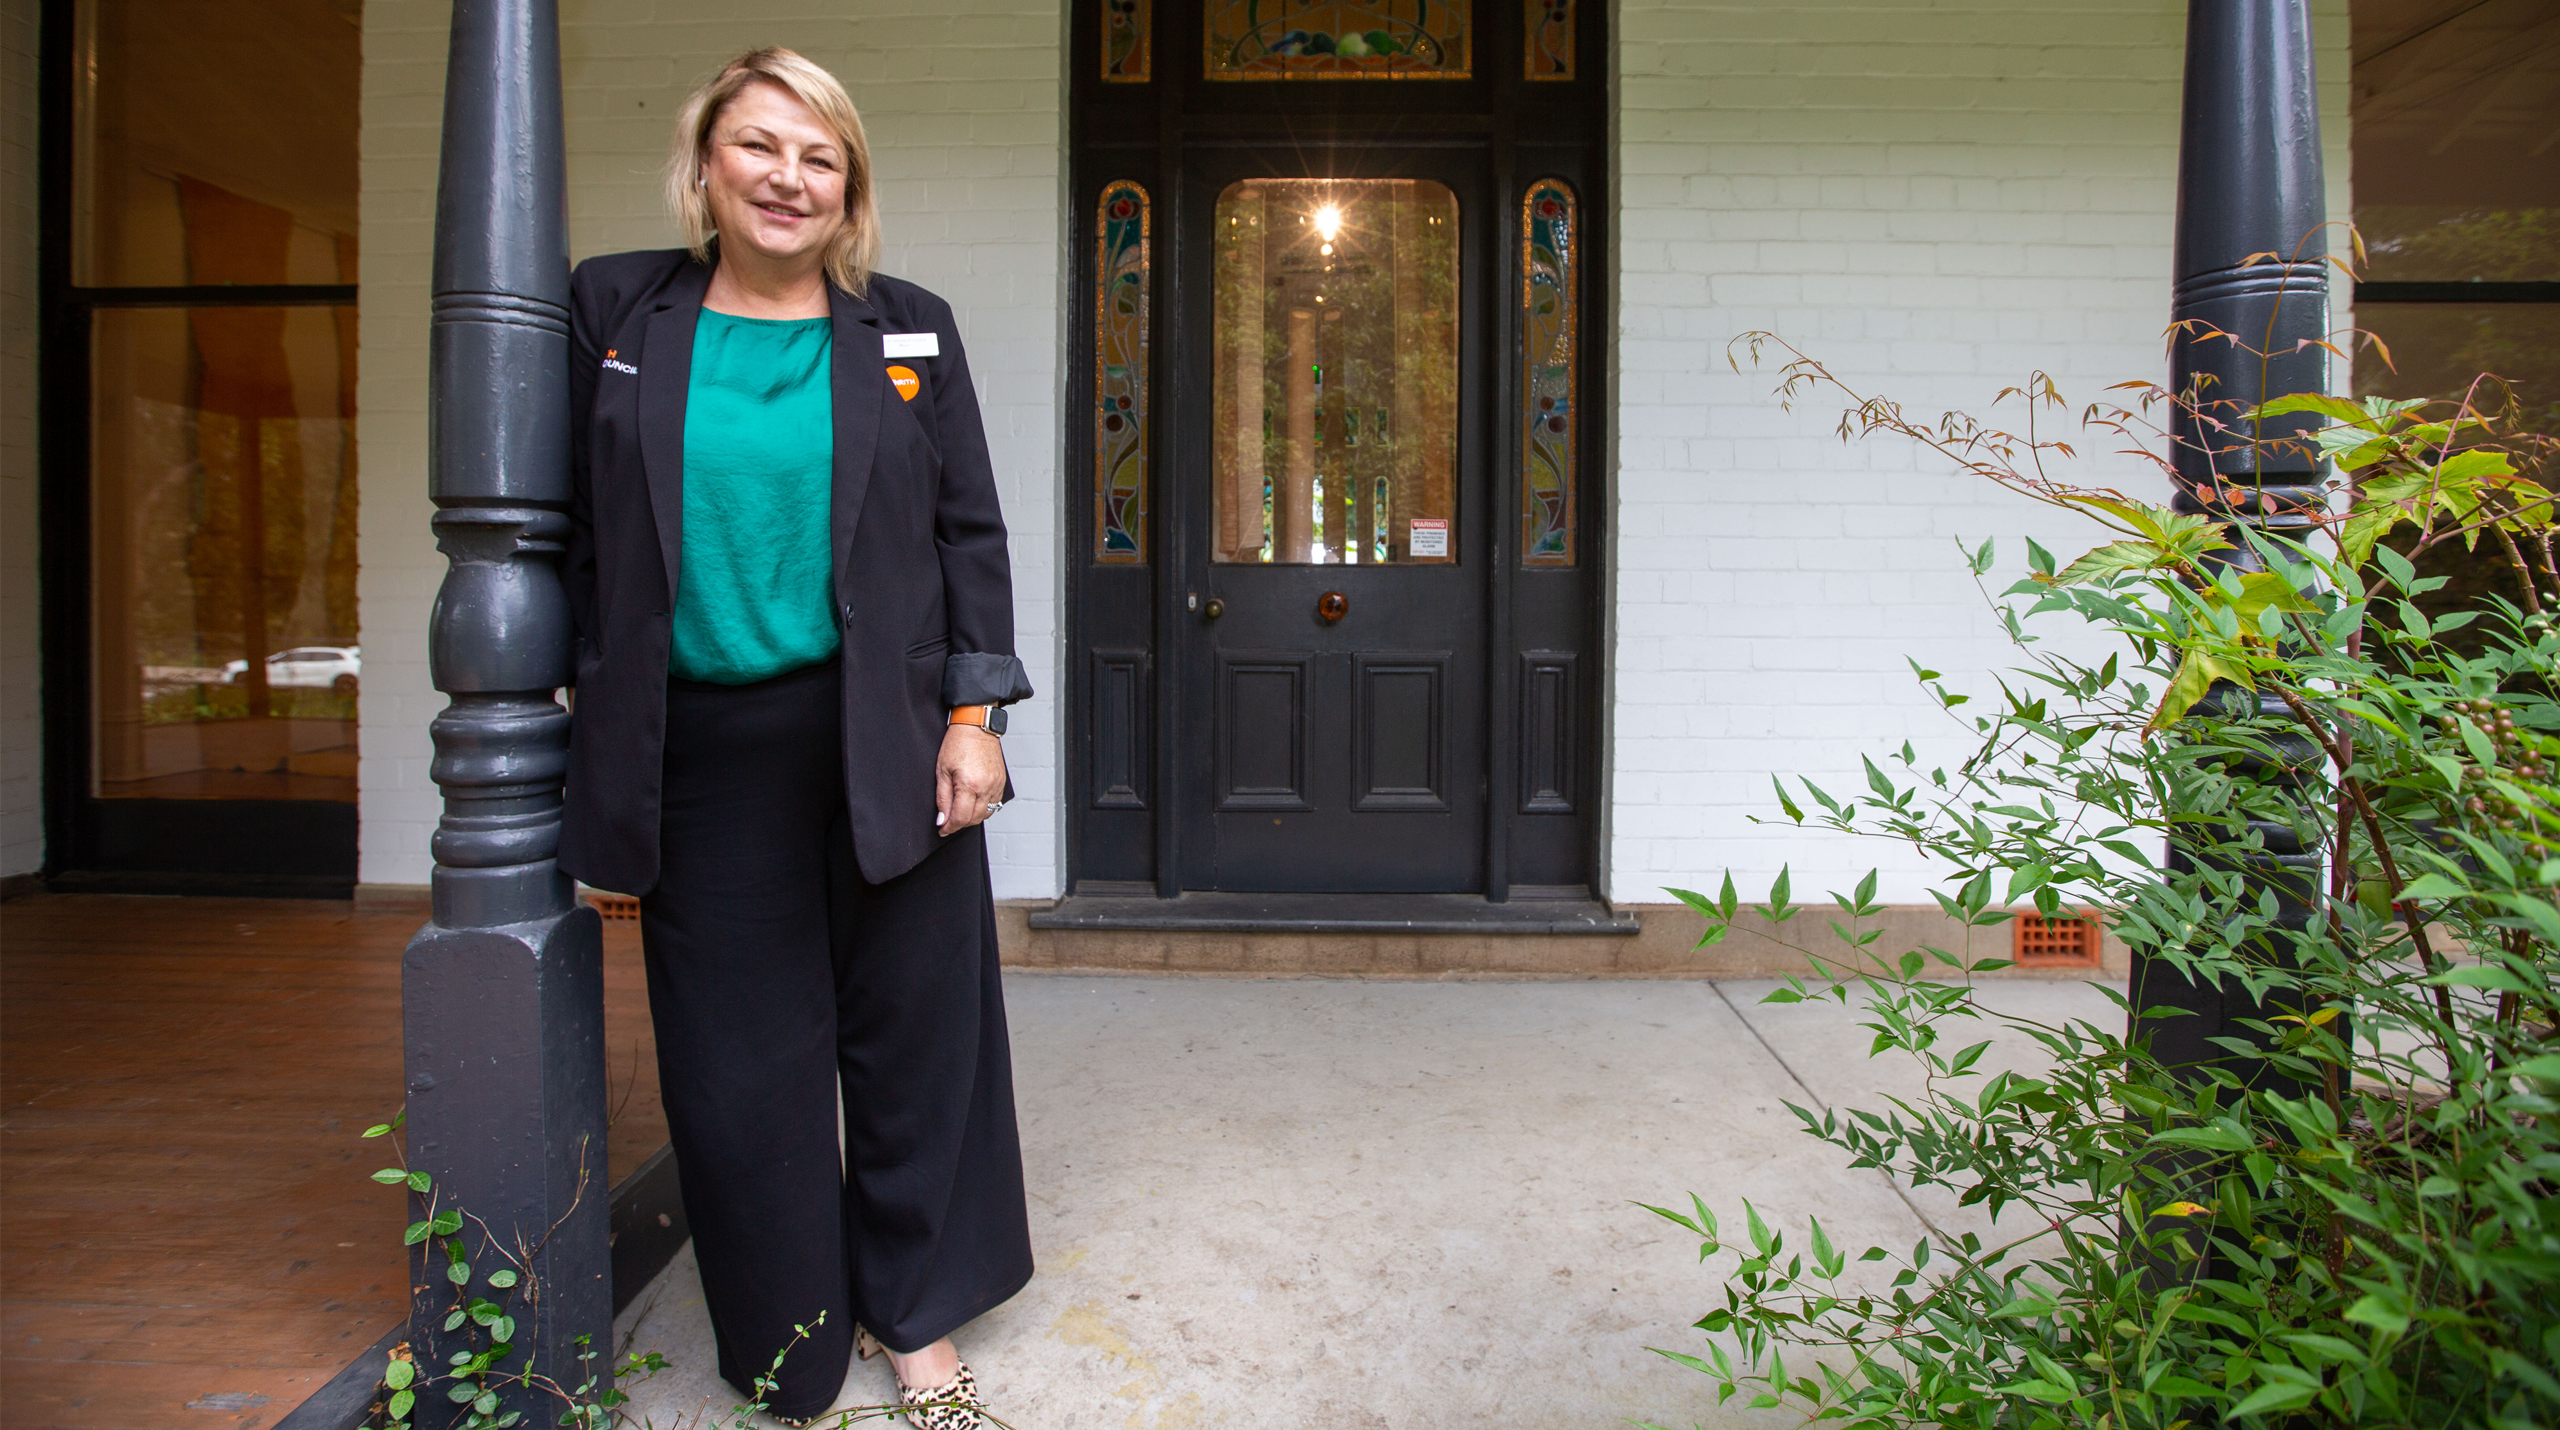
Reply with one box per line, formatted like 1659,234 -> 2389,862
2138,0 -> 2330,1079
402,0 -> 610,1417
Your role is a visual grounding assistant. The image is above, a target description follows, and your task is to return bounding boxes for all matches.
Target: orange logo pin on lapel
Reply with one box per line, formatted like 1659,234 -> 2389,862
886,365 -> 920,402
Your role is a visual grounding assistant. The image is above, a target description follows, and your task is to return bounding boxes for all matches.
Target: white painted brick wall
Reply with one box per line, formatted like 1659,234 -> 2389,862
1,0 -> 40,878
359,0 -> 1067,896
1608,0 -> 2352,907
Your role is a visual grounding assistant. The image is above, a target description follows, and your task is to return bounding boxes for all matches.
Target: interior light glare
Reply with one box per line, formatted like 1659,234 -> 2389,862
1314,203 -> 1342,241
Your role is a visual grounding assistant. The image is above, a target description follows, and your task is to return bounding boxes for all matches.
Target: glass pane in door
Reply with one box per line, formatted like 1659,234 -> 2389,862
91,305 -> 360,800
1212,179 -> 1459,564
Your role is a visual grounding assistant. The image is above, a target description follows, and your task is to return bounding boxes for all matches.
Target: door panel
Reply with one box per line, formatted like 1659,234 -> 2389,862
1518,651 -> 1574,813
1353,653 -> 1447,810
1088,648 -> 1151,810
1216,653 -> 1313,809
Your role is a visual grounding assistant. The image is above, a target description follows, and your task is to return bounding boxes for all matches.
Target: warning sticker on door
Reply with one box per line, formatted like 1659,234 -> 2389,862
1407,518 -> 1450,559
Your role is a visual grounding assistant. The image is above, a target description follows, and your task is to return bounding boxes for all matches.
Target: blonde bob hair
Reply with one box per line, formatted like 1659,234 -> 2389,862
665,48 -> 881,295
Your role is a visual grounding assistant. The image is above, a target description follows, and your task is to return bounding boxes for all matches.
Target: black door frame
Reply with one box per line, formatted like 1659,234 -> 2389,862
35,0 -> 361,894
1065,0 -> 1610,903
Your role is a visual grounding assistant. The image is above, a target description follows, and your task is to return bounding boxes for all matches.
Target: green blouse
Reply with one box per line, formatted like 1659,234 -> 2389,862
669,309 -> 840,684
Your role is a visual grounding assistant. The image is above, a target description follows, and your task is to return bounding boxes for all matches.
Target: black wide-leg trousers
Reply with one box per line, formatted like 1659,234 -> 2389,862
640,660 -> 1032,1417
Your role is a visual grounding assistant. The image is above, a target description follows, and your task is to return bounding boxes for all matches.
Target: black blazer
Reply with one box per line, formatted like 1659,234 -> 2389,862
558,248 -> 1032,896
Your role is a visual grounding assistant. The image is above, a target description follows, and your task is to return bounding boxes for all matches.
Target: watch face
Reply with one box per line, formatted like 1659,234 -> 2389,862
986,706 -> 1009,736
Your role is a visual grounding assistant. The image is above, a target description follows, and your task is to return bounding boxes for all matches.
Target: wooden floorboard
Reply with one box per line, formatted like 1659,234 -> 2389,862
0,895 -> 665,1430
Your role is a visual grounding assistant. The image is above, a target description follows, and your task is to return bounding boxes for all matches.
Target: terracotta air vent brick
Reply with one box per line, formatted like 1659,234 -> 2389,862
2012,909 -> 2103,968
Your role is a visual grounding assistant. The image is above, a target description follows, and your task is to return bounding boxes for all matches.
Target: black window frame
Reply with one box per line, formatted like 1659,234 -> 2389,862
36,0 -> 362,895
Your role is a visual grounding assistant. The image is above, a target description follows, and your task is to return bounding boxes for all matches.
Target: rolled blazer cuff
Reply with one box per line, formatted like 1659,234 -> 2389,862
942,652 -> 1035,708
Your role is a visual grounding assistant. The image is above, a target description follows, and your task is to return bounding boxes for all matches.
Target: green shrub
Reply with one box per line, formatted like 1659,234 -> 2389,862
1647,339 -> 2560,1429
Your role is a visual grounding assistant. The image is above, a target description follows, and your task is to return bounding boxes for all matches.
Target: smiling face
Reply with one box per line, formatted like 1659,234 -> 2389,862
699,79 -> 850,272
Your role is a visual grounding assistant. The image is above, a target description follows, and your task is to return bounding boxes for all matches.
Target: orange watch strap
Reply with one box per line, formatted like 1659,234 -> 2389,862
948,705 -> 992,728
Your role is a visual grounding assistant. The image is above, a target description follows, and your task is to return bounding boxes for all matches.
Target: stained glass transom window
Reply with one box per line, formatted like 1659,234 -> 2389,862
1526,0 -> 1572,79
1104,0 -> 1151,82
1205,0 -> 1471,80
1520,179 -> 1577,566
1095,181 -> 1151,563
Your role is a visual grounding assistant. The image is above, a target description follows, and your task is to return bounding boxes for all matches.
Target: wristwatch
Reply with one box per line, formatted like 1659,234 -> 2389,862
949,704 -> 1008,737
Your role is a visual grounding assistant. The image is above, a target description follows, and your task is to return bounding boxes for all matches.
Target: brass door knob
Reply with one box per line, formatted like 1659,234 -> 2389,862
1317,591 -> 1348,622
1202,597 -> 1224,619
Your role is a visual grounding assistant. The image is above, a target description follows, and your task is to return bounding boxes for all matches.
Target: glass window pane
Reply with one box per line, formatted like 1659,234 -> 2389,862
1521,179 -> 1578,566
1095,181 -> 1151,562
2350,5 -> 2557,281
1213,179 -> 1459,565
91,306 -> 360,801
2354,302 -> 2560,431
73,0 -> 361,287
1204,0 -> 1471,80
1526,0 -> 1574,80
1104,0 -> 1151,80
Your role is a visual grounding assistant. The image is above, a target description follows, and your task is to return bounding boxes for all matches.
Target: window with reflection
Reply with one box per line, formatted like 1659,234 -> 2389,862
1212,179 -> 1459,565
2352,2 -> 2555,419
73,0 -> 361,287
2350,0 -> 2557,612
74,0 -> 362,803
91,304 -> 359,800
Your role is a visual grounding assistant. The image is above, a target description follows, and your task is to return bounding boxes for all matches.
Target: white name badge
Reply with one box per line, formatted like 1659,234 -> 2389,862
882,332 -> 940,358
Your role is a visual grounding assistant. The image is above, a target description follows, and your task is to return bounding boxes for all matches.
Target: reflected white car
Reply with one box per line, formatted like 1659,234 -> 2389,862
222,645 -> 361,693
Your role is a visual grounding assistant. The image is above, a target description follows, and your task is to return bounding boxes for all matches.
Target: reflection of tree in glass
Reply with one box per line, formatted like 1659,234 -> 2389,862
2357,207 -> 2560,283
1251,184 -> 1456,563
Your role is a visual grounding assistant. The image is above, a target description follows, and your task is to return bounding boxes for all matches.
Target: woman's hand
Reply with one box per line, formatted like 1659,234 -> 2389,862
936,725 -> 1008,836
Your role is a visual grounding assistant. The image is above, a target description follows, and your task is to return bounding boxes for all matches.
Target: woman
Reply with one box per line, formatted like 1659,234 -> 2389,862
558,48 -> 1033,1428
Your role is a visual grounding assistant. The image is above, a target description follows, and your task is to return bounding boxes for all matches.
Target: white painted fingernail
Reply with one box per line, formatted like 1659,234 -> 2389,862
935,812 -> 947,826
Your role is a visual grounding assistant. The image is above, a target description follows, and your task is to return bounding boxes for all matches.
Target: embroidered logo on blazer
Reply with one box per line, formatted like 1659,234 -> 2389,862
600,348 -> 639,375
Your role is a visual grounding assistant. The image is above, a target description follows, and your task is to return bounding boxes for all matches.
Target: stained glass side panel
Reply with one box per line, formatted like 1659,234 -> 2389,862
1521,180 -> 1577,566
1205,0 -> 1471,80
1104,0 -> 1151,81
1526,0 -> 1572,80
1096,182 -> 1150,563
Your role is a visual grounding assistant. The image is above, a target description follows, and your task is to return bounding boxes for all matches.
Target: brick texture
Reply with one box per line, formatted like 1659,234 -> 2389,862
358,0 -> 1066,896
1606,0 -> 2351,906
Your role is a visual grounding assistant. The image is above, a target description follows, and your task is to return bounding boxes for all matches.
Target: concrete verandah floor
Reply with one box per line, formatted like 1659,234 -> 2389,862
617,973 -> 2123,1430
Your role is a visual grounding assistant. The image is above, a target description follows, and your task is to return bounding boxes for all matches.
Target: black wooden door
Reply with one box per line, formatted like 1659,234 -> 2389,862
1175,147 -> 1490,892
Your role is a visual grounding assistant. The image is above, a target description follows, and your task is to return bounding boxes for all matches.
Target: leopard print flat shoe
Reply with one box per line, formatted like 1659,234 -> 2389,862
898,1362 -> 983,1430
